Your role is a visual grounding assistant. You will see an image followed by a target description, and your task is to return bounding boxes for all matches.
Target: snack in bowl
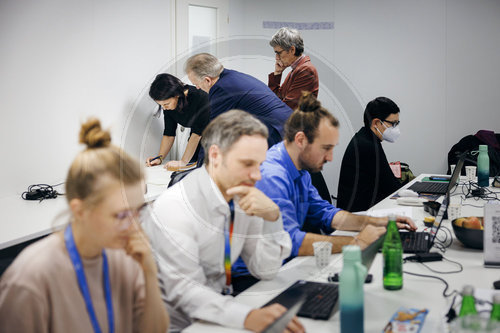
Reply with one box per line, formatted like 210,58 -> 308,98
454,216 -> 483,230
452,216 -> 484,249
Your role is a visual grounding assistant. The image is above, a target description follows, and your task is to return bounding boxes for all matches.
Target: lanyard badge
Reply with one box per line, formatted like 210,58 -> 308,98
64,225 -> 114,333
222,200 -> 235,295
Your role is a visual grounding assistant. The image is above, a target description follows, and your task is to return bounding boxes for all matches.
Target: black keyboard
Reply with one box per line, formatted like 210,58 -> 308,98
263,280 -> 338,320
400,232 -> 430,253
408,181 -> 448,194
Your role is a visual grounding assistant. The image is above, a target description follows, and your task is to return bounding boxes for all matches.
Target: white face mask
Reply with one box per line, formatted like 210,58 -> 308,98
376,121 -> 400,143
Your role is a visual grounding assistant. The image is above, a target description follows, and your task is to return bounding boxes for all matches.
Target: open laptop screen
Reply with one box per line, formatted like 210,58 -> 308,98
429,154 -> 465,244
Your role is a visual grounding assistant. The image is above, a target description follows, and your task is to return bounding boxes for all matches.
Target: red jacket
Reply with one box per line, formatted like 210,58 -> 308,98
268,55 -> 319,110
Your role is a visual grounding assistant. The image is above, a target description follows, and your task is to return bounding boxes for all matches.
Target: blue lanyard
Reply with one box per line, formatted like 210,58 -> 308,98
64,225 -> 114,333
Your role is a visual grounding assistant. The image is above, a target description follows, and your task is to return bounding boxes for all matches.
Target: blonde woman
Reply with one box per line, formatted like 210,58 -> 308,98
0,118 -> 169,333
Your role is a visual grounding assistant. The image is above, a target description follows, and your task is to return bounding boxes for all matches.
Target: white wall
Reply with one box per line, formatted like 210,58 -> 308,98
0,0 -> 173,198
227,0 -> 500,197
1,0 -> 499,201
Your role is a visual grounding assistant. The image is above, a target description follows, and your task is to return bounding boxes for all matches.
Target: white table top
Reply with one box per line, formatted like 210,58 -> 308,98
184,175 -> 500,333
0,165 -> 172,250
144,165 -> 172,202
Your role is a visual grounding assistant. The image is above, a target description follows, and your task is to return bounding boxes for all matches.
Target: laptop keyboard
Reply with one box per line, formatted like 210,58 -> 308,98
400,232 -> 430,253
263,280 -> 338,320
408,181 -> 448,194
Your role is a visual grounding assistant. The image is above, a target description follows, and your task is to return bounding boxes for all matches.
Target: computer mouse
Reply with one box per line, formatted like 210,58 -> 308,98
398,189 -> 419,197
397,197 -> 427,206
494,280 -> 500,290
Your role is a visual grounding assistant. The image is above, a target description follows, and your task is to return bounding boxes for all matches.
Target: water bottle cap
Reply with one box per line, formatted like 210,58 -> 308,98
462,285 -> 475,296
479,145 -> 488,152
342,245 -> 361,262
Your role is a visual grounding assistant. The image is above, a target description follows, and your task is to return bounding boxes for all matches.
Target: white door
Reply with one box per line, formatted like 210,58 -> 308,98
173,0 -> 229,75
168,0 -> 228,161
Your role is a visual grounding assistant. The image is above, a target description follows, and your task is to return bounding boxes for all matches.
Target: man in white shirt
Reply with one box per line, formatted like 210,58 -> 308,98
144,110 -> 302,332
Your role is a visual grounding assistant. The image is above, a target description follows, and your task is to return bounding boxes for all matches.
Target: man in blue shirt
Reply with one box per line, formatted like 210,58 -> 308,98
256,93 -> 416,258
185,53 -> 293,148
228,93 -> 416,293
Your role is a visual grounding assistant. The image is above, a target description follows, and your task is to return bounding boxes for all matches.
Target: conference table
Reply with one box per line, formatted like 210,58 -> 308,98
2,168 -> 499,332
0,165 -> 171,250
183,174 -> 500,333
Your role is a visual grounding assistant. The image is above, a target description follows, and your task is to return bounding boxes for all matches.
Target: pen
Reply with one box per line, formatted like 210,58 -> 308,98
149,155 -> 162,163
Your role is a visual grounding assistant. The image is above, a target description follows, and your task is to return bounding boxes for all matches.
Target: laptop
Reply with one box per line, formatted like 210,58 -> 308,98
399,155 -> 465,253
408,154 -> 465,195
262,234 -> 385,320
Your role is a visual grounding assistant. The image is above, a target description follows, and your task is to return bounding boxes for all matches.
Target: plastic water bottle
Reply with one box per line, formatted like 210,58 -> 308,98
477,144 -> 490,187
340,245 -> 366,333
383,215 -> 403,290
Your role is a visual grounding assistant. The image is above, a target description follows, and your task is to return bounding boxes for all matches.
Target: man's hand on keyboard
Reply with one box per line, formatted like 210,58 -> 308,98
244,303 -> 305,333
354,225 -> 386,250
372,215 -> 417,232
393,215 -> 417,231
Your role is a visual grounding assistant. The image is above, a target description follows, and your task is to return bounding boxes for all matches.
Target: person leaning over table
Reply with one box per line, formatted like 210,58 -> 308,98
337,96 -> 403,212
255,93 -> 416,259
146,73 -> 210,169
143,110 -> 304,333
0,118 -> 169,333
185,53 -> 293,149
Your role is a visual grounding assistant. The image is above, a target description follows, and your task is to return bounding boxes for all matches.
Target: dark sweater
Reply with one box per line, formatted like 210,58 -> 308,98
337,127 -> 402,212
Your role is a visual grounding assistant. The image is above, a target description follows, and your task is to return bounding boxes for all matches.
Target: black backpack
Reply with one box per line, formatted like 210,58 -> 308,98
447,134 -> 500,176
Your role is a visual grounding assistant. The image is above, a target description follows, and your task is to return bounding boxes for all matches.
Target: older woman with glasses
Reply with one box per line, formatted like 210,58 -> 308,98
0,118 -> 169,333
268,27 -> 319,111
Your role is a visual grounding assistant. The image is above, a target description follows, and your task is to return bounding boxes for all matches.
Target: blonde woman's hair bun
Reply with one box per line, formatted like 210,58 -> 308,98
79,117 -> 111,149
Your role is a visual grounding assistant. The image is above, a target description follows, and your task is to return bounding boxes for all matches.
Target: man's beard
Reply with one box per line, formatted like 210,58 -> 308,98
299,156 -> 325,173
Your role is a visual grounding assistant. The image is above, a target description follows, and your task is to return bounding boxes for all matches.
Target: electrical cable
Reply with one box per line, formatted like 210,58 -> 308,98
403,270 -> 458,298
459,180 -> 499,206
418,257 -> 463,274
21,183 -> 64,202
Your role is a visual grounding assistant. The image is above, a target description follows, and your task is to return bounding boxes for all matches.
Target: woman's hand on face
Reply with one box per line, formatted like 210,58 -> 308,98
125,223 -> 157,275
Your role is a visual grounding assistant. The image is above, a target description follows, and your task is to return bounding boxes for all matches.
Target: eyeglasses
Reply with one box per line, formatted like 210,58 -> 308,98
114,202 -> 151,230
383,119 -> 400,128
274,49 -> 287,57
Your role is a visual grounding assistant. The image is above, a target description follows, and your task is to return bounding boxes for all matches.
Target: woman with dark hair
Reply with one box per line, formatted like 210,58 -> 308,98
146,73 -> 210,169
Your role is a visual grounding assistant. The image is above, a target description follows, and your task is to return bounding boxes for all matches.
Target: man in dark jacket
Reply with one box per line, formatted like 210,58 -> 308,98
185,53 -> 292,149
337,97 -> 403,212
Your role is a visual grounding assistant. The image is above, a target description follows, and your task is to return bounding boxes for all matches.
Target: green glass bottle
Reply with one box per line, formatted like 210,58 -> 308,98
459,285 -> 478,317
490,294 -> 500,321
382,215 -> 403,290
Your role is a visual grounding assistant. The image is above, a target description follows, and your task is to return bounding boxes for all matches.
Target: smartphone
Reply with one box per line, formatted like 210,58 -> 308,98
429,176 -> 450,181
328,273 -> 373,283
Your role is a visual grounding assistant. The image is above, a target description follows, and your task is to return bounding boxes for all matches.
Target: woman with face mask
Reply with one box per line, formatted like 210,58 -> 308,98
337,97 -> 403,212
0,118 -> 169,333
